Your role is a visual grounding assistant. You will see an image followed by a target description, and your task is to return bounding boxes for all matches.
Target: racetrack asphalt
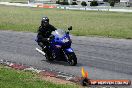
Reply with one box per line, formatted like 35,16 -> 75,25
0,30 -> 132,83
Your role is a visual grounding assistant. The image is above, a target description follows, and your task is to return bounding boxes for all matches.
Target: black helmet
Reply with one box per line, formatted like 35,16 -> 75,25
41,17 -> 49,27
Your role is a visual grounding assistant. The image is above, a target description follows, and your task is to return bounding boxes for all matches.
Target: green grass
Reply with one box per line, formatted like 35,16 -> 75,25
0,65 -> 79,88
0,0 -> 28,2
0,5 -> 132,39
0,0 -> 28,3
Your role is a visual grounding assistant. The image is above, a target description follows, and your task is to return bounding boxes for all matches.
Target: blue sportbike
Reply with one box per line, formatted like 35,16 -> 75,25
36,26 -> 77,66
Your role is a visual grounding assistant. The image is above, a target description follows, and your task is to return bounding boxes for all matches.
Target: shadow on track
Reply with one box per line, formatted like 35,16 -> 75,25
41,59 -> 83,67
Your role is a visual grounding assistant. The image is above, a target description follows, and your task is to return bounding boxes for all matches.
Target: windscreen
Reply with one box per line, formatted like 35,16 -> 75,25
52,29 -> 65,38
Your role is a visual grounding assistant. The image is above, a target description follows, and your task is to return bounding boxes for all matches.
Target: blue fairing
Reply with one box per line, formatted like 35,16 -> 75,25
65,48 -> 74,53
51,30 -> 71,47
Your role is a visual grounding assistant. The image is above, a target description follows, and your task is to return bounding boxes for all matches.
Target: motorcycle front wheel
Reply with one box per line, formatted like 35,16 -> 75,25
65,52 -> 77,66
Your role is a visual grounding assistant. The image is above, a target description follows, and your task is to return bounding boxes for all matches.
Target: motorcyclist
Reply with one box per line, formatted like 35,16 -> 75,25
36,17 -> 57,56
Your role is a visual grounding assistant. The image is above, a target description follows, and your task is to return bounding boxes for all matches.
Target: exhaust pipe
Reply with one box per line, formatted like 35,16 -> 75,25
35,48 -> 45,56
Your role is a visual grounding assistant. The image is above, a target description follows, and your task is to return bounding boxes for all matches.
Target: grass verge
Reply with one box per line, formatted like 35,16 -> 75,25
0,65 -> 80,88
0,5 -> 132,39
0,0 -> 28,3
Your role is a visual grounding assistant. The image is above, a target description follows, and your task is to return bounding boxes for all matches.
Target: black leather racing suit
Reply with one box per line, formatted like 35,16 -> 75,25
37,24 -> 57,53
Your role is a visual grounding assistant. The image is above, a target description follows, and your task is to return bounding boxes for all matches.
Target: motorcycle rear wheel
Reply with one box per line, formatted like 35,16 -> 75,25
45,53 -> 54,61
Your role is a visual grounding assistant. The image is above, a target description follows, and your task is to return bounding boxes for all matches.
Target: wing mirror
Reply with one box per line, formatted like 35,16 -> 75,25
68,26 -> 72,31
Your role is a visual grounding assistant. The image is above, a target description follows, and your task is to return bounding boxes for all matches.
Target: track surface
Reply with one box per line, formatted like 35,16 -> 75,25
0,30 -> 132,81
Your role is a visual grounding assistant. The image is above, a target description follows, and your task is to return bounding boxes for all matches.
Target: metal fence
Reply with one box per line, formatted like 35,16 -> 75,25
57,5 -> 132,12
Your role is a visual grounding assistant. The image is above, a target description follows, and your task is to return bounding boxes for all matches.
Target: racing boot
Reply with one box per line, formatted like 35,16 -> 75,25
43,46 -> 54,61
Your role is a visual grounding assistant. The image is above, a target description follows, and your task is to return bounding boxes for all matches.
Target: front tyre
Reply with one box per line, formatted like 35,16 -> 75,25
66,52 -> 77,66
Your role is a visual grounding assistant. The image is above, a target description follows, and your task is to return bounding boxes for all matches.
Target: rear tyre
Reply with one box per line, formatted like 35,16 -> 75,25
66,52 -> 77,66
43,49 -> 54,61
45,53 -> 54,61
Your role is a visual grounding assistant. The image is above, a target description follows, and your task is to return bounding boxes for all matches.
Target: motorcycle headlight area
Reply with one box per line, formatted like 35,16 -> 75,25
61,38 -> 69,43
